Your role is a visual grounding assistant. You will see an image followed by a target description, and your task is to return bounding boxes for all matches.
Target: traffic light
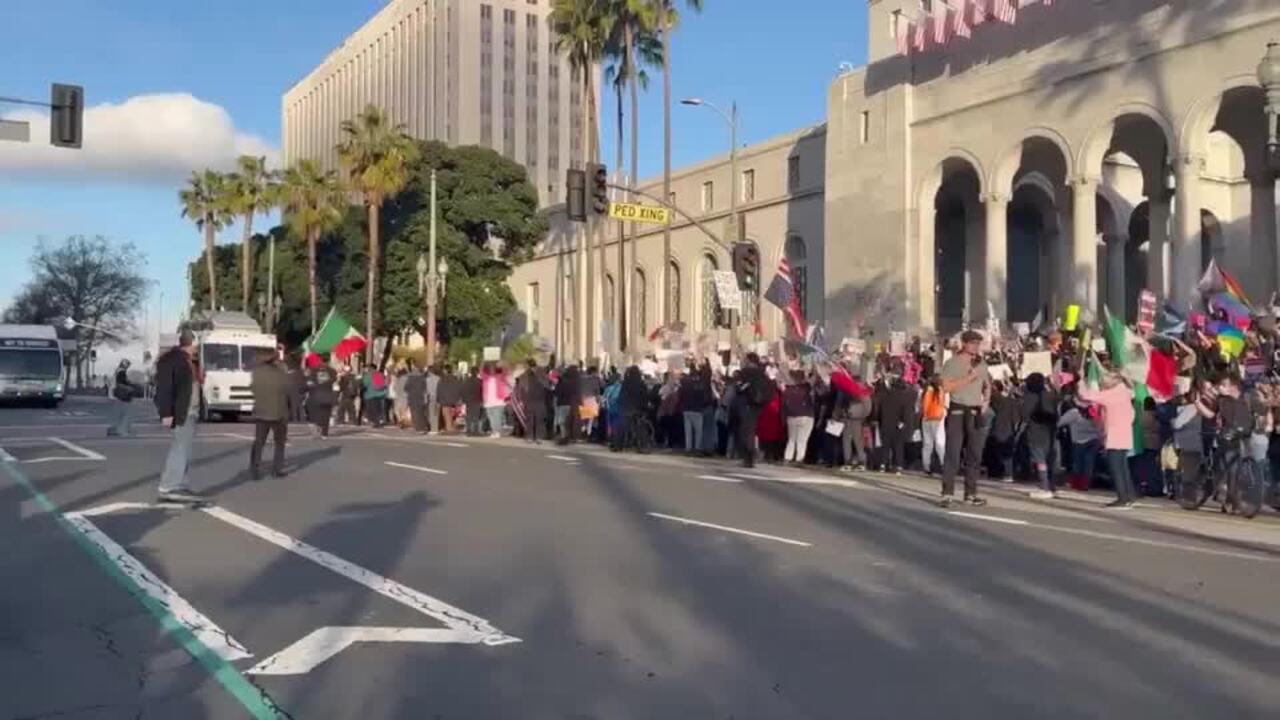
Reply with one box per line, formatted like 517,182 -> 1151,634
732,242 -> 760,293
566,169 -> 586,222
588,163 -> 609,215
50,83 -> 84,149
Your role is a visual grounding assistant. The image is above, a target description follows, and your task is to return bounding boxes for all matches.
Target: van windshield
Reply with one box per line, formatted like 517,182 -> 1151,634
202,344 -> 241,372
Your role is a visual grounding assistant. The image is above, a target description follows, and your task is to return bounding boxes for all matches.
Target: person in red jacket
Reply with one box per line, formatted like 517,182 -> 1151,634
755,382 -> 786,463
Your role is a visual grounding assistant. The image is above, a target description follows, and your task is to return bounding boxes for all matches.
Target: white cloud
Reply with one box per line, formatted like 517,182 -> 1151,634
0,93 -> 279,183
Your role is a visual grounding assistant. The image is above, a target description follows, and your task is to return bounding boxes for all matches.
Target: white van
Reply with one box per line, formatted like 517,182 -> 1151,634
185,312 -> 278,421
0,324 -> 65,406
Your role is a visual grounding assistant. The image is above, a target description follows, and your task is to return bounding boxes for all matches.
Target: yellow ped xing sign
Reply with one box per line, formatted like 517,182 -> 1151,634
607,201 -> 672,225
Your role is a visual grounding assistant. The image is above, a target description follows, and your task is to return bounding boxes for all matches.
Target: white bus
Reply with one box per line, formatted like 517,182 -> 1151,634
0,324 -> 65,407
185,311 -> 278,421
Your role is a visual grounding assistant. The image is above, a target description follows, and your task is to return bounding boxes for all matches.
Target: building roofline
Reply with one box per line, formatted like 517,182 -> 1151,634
634,123 -> 827,191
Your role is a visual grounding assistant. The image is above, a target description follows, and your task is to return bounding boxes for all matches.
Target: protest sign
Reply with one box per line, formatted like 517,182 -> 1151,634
1022,351 -> 1052,378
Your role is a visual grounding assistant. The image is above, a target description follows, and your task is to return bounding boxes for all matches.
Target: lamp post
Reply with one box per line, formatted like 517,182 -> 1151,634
1259,40 -> 1280,173
424,169 -> 440,367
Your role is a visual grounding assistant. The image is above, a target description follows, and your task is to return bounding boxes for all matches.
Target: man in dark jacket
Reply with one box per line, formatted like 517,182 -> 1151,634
733,353 -> 770,468
306,356 -> 338,438
286,356 -> 306,422
250,348 -> 291,479
337,367 -> 360,426
519,359 -> 550,443
153,331 -> 205,503
462,367 -> 484,436
405,362 -> 428,434
877,375 -> 915,475
555,364 -> 583,443
437,366 -> 462,433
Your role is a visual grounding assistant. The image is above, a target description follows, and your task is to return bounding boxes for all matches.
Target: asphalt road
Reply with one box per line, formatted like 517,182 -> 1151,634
4,396 -> 1280,719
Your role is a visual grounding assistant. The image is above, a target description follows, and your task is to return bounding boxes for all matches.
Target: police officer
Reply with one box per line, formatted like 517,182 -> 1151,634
938,330 -> 991,508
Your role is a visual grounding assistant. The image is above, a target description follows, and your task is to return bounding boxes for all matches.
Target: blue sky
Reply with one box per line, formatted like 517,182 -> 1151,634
0,0 -> 868,348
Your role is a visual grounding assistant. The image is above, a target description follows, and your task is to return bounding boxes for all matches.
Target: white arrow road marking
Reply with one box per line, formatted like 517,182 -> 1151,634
247,626 -> 488,675
384,461 -> 448,475
63,506 -> 253,662
200,506 -> 519,646
648,512 -> 813,548
48,437 -> 106,461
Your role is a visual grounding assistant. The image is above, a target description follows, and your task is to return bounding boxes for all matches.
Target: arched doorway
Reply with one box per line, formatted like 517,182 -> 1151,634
930,158 -> 983,333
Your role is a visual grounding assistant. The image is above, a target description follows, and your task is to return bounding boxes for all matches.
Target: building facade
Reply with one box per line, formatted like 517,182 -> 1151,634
506,125 -> 827,361
826,0 -> 1280,336
282,0 -> 584,206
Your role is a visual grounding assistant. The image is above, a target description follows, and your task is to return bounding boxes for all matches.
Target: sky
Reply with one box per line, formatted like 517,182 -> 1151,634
0,0 -> 869,361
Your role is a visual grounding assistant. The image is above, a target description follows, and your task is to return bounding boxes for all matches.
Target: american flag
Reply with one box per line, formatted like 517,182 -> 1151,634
953,0 -> 973,38
764,258 -> 807,339
896,18 -> 911,55
993,0 -> 1018,24
913,16 -> 929,51
971,0 -> 989,26
933,1 -> 950,45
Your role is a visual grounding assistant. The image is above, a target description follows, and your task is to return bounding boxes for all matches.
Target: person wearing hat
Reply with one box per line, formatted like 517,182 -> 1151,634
153,330 -> 206,503
938,329 -> 991,507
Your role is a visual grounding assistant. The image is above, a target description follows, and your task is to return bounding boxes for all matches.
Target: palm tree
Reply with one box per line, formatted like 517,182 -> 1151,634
225,155 -> 276,313
651,0 -> 702,325
282,159 -> 347,334
553,0 -> 612,359
336,104 -> 419,361
179,169 -> 231,312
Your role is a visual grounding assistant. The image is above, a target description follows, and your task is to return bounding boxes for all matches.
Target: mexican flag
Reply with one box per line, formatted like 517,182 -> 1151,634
304,308 -> 366,360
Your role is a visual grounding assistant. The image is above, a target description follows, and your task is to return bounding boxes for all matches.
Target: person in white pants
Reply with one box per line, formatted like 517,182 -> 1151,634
919,375 -> 947,475
782,370 -> 816,464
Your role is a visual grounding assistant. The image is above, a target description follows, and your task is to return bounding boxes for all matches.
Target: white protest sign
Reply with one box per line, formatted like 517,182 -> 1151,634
1091,338 -> 1107,353
713,271 -> 742,311
1012,322 -> 1030,337
988,363 -> 1011,383
482,346 -> 500,362
889,331 -> 907,355
1022,351 -> 1052,378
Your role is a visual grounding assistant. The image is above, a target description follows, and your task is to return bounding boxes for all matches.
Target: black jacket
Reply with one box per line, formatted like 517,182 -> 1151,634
556,367 -> 583,406
678,373 -> 712,412
114,368 -> 137,403
876,381 -> 915,430
154,347 -> 196,426
734,366 -> 770,411
437,375 -> 463,405
404,371 -> 426,405
306,366 -> 338,406
251,361 -> 292,422
519,368 -> 551,406
462,375 -> 483,405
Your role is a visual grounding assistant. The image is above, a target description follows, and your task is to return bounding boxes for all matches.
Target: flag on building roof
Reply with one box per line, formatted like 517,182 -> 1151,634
304,308 -> 366,360
764,257 -> 807,339
993,0 -> 1018,24
952,0 -> 973,38
913,15 -> 929,51
971,0 -> 990,26
896,18 -> 911,55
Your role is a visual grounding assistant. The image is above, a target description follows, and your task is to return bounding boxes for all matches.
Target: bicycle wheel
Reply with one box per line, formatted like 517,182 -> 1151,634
1232,461 -> 1265,520
1176,474 -> 1202,511
634,418 -> 654,454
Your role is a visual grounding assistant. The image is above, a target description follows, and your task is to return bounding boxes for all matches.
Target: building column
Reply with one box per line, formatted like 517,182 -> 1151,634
982,192 -> 1008,325
1251,174 -> 1279,300
1147,194 -> 1171,299
1069,176 -> 1100,311
1171,154 -> 1205,310
1106,234 -> 1128,320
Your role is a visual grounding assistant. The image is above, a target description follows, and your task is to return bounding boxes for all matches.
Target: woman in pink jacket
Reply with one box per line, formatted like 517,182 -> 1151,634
1077,370 -> 1137,508
481,365 -> 512,437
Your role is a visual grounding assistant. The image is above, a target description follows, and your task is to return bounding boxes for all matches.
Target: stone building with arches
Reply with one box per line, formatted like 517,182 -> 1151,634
827,0 -> 1280,335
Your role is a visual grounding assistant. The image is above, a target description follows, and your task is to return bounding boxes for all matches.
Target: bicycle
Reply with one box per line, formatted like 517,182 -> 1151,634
1178,434 -> 1266,518
611,410 -> 655,454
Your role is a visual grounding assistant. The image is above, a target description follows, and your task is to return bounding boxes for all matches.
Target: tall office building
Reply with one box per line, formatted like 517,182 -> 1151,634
282,0 -> 586,206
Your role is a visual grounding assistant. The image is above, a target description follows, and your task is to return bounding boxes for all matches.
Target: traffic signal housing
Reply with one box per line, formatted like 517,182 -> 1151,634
50,83 -> 84,149
732,242 -> 760,293
588,163 -> 609,215
566,169 -> 587,221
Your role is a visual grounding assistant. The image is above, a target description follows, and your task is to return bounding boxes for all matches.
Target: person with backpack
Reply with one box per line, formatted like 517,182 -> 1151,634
1021,372 -> 1060,498
733,353 -> 771,468
108,359 -> 140,437
361,363 -> 389,428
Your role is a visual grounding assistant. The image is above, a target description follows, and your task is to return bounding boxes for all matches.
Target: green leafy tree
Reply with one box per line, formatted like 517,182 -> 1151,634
225,156 -> 277,312
282,159 -> 347,334
179,169 -> 232,311
337,104 -> 420,356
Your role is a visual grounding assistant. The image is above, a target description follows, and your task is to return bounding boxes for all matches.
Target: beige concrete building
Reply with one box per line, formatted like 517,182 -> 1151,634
827,0 -> 1280,335
507,124 -> 827,360
282,0 -> 584,206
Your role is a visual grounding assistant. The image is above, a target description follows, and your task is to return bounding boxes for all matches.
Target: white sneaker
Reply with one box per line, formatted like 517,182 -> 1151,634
1029,489 -> 1054,499
489,432 -> 500,438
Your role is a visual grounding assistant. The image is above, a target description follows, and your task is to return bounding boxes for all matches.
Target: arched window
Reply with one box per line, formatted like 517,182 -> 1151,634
668,261 -> 681,324
786,234 -> 808,317
633,267 -> 647,336
699,254 -> 724,331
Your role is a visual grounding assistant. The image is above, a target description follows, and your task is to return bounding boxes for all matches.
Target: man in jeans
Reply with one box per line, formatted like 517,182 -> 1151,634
153,331 -> 205,504
938,330 -> 991,508
249,348 -> 290,480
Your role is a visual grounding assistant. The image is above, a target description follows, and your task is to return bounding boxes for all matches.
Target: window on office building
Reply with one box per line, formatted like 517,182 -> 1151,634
787,155 -> 800,191
860,110 -> 870,145
701,181 -> 714,212
480,4 -> 494,146
741,169 -> 755,203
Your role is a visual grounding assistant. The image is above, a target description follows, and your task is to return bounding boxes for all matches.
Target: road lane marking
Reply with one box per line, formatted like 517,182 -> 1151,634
697,474 -> 744,483
722,472 -> 863,489
546,454 -> 576,461
947,511 -> 1029,526
200,506 -> 518,646
384,461 -> 448,475
48,437 -> 106,460
63,508 -> 254,662
726,471 -> 775,481
247,626 -> 485,675
0,469 -> 284,718
0,446 -> 13,463
648,512 -> 812,547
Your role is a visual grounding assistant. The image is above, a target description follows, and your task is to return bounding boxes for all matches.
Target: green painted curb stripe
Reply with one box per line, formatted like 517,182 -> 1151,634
1,461 -> 285,719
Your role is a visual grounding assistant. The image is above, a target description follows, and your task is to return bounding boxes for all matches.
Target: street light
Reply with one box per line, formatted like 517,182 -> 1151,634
1260,40 -> 1280,172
